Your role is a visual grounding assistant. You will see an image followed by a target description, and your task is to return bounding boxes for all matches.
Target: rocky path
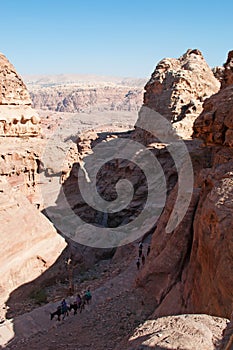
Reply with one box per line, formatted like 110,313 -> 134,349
2,240 -> 152,350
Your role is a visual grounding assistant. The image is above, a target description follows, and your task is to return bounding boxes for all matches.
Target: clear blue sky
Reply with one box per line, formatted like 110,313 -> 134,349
0,0 -> 232,78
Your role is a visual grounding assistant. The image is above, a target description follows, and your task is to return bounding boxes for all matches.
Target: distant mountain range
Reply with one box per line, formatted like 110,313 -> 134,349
23,74 -> 147,88
24,74 -> 146,113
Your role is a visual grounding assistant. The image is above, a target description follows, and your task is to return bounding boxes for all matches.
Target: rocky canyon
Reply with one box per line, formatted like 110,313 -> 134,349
0,49 -> 232,350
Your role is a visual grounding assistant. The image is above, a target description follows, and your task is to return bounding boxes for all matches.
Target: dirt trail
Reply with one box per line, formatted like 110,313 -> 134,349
3,240 -> 152,350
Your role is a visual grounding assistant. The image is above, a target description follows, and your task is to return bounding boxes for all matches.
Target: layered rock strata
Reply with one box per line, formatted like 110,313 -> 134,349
0,53 -> 66,320
134,49 -> 220,141
0,52 -> 40,136
144,49 -> 220,122
30,85 -> 143,113
136,50 -> 233,320
0,178 -> 65,317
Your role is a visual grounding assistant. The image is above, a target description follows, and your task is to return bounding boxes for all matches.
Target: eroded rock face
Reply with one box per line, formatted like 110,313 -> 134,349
0,53 -> 31,105
221,50 -> 233,88
0,137 -> 44,205
134,49 -> 220,142
30,86 -> 143,113
212,66 -> 225,84
193,85 -> 233,145
115,314 -> 228,350
193,50 -> 233,145
219,312 -> 233,350
0,52 -> 40,136
136,51 -> 233,321
0,178 -> 66,317
0,53 -> 67,320
143,49 -> 220,123
183,160 -> 233,317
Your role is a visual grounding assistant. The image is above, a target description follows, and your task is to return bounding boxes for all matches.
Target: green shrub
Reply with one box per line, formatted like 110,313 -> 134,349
30,288 -> 48,304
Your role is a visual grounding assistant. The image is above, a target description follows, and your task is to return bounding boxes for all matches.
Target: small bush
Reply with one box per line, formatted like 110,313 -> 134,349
30,288 -> 48,305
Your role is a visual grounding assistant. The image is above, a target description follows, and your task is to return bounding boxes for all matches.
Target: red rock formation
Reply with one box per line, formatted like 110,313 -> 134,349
219,312 -> 233,350
0,178 -> 65,318
182,161 -> 233,317
29,84 -> 143,113
144,49 -> 219,122
0,52 -> 40,136
0,53 -> 31,105
0,53 -> 66,320
193,50 -> 233,146
116,314 -> 228,350
133,49 -> 220,142
137,50 -> 233,321
221,50 -> 233,88
182,51 -> 233,318
193,85 -> 233,145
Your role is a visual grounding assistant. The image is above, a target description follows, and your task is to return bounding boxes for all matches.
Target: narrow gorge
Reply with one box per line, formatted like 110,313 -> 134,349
0,49 -> 232,350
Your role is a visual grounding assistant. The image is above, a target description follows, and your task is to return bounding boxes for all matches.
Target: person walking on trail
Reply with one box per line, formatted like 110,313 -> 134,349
85,289 -> 92,304
142,254 -> 145,265
76,294 -> 82,308
147,245 -> 151,256
136,258 -> 140,270
61,298 -> 69,319
139,241 -> 143,257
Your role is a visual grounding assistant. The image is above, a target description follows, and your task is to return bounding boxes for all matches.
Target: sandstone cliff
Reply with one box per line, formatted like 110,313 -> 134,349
0,53 -> 31,105
221,50 -> 233,88
194,50 -> 233,146
0,52 -> 40,136
0,178 -> 65,313
27,75 -> 144,113
135,49 -> 220,141
144,49 -> 219,122
0,49 -> 232,350
136,50 -> 233,321
0,53 -> 66,321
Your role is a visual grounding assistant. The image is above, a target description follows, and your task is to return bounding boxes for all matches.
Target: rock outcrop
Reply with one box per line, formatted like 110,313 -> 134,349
134,49 -> 220,141
182,160 -> 233,317
0,53 -> 31,105
29,84 -> 143,113
0,137 -> 43,205
0,53 -> 66,322
0,52 -> 47,204
221,50 -> 233,88
144,49 -> 220,122
136,50 -> 233,320
194,50 -> 233,146
212,66 -> 225,84
0,49 -> 232,350
220,312 -> 233,350
115,314 -> 228,350
0,52 -> 40,136
193,85 -> 233,145
0,178 -> 65,318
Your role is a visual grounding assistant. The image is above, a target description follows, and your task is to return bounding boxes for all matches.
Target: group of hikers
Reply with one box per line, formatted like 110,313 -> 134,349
50,289 -> 92,321
51,241 -> 150,321
136,241 -> 150,270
